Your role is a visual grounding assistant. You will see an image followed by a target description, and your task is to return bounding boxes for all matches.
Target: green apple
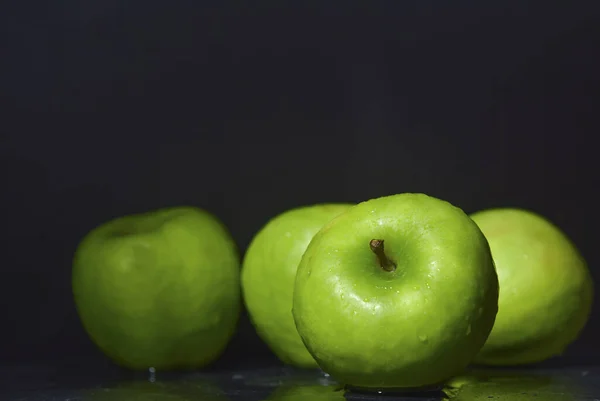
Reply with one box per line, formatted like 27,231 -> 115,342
470,208 -> 593,366
292,193 -> 499,389
72,206 -> 240,371
241,204 -> 352,368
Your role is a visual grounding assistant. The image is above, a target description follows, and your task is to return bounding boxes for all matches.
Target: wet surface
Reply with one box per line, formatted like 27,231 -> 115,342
2,364 -> 600,401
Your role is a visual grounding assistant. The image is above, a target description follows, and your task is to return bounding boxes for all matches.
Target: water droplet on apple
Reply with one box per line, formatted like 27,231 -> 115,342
418,334 -> 428,343
413,285 -> 421,290
466,324 -> 472,335
426,283 -> 431,289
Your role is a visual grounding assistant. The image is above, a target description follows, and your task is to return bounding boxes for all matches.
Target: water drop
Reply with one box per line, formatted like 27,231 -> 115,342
340,294 -> 345,300
413,285 -> 421,290
363,298 -> 369,302
148,367 -> 156,382
466,324 -> 471,335
307,270 -> 312,276
426,283 -> 431,289
418,334 -> 428,343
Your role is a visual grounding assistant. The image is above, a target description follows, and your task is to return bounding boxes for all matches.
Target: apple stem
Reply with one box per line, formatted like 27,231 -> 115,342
369,239 -> 396,272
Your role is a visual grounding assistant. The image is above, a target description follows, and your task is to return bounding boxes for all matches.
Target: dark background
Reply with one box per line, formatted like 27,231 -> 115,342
2,2 -> 599,371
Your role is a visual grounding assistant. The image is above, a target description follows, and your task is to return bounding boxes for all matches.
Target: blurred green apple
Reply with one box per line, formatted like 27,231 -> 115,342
241,204 -> 352,368
72,206 -> 240,370
471,208 -> 593,365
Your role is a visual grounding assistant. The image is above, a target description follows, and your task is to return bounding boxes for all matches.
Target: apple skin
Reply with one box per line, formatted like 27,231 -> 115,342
72,206 -> 240,371
241,204 -> 353,368
292,193 -> 499,389
470,208 -> 594,366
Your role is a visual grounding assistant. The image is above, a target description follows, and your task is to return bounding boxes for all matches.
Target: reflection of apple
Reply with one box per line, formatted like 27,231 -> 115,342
242,204 -> 352,368
266,385 -> 344,401
81,379 -> 228,401
444,370 -> 577,401
470,208 -> 594,366
293,193 -> 499,389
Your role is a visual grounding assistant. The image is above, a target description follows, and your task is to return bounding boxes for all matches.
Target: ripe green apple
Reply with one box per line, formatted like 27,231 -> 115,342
292,193 -> 499,390
72,206 -> 241,371
470,208 -> 593,366
241,204 -> 353,368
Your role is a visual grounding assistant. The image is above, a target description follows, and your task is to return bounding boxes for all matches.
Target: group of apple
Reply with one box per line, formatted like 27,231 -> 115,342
72,193 -> 593,390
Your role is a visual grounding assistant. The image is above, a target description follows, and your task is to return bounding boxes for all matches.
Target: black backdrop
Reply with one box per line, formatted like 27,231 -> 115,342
2,2 -> 599,370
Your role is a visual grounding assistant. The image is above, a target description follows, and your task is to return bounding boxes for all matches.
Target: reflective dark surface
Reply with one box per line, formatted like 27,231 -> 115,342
3,364 -> 600,401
